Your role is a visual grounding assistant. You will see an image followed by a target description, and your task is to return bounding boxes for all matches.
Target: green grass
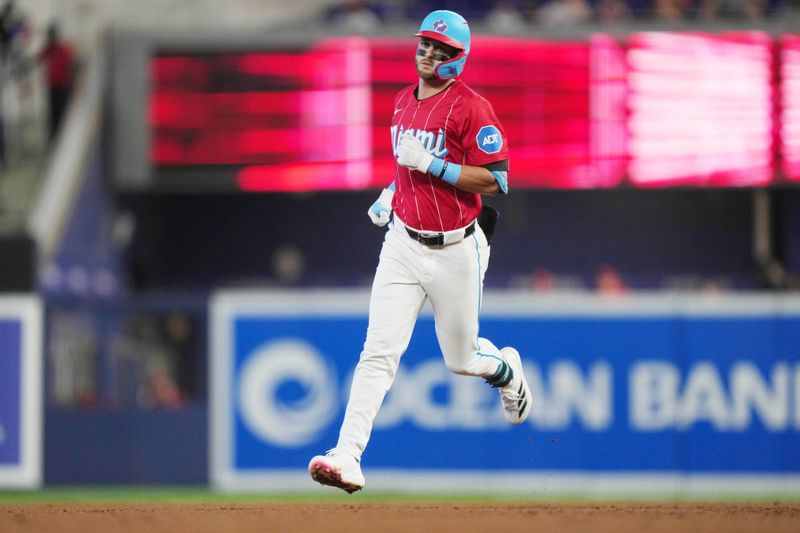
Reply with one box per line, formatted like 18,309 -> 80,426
0,487 -> 799,505
0,487 -> 528,504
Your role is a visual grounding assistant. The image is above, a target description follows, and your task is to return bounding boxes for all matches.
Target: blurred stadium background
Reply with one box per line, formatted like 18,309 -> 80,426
1,0 -> 799,498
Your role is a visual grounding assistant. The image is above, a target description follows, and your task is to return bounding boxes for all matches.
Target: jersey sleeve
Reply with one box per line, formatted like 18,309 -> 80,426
461,96 -> 509,168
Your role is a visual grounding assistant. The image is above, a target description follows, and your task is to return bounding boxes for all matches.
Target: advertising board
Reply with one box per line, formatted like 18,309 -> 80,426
210,291 -> 800,494
0,297 -> 42,489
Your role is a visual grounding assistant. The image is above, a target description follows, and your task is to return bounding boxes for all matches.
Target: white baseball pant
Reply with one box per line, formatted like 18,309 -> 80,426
335,217 -> 506,461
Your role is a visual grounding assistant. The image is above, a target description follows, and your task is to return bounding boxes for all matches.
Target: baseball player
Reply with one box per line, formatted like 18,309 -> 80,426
309,9 -> 531,493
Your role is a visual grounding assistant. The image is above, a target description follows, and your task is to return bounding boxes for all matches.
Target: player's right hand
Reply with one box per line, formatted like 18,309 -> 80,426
397,134 -> 434,174
367,187 -> 394,227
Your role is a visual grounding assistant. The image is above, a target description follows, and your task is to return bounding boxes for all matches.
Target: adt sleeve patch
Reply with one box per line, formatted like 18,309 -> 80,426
476,125 -> 503,155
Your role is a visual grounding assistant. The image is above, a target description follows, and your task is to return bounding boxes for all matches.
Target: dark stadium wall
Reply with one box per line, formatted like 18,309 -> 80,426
781,190 -> 800,278
118,188 -> 759,292
0,236 -> 35,292
45,408 -> 208,483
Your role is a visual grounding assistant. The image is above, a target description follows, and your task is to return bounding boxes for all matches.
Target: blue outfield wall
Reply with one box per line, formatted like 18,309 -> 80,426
210,291 -> 800,494
44,407 -> 208,484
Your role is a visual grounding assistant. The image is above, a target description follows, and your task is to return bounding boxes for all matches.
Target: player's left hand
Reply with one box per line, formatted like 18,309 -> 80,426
397,134 -> 434,174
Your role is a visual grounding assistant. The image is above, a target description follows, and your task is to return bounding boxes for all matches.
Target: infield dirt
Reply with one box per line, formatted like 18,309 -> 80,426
1,503 -> 799,532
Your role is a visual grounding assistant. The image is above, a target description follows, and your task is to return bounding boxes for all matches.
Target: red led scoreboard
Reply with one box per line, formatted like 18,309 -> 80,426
148,33 -> 799,191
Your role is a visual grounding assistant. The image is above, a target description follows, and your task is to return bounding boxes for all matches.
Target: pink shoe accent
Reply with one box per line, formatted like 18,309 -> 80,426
309,458 -> 362,494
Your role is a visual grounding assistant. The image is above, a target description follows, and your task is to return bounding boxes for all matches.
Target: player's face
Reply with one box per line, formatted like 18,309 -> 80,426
415,38 -> 458,80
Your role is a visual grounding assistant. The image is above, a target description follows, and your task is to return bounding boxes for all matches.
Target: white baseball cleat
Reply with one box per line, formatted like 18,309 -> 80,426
499,347 -> 532,425
308,450 -> 365,494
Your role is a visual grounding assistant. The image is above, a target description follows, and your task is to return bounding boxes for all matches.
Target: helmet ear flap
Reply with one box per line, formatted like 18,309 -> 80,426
434,52 -> 467,80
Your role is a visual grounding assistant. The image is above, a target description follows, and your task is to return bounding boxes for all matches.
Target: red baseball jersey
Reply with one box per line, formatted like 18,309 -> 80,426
390,80 -> 508,232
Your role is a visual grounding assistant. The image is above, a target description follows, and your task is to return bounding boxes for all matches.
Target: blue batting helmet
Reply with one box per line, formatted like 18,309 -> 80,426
414,10 -> 470,80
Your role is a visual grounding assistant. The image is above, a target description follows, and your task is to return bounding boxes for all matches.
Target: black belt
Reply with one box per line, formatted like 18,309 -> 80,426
405,221 -> 476,247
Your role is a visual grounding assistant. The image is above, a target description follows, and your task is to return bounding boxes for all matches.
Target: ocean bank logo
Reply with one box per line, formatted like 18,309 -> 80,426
237,339 -> 336,447
629,361 -> 800,431
376,359 -> 612,431
476,125 -> 502,154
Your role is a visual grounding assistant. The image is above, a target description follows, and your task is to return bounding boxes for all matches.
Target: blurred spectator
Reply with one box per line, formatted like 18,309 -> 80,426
39,22 -> 74,141
404,0 -> 493,20
485,0 -> 529,31
271,244 -> 307,285
700,278 -> 727,295
0,1 -> 35,170
327,0 -> 384,33
111,314 -> 187,409
697,0 -> 768,20
594,264 -> 627,295
155,312 -> 195,407
536,0 -> 593,27
0,0 -> 28,64
596,0 -> 633,22
0,67 -> 5,171
653,0 -> 692,21
776,0 -> 800,15
778,0 -> 800,17
531,267 -> 557,292
49,310 -> 99,408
